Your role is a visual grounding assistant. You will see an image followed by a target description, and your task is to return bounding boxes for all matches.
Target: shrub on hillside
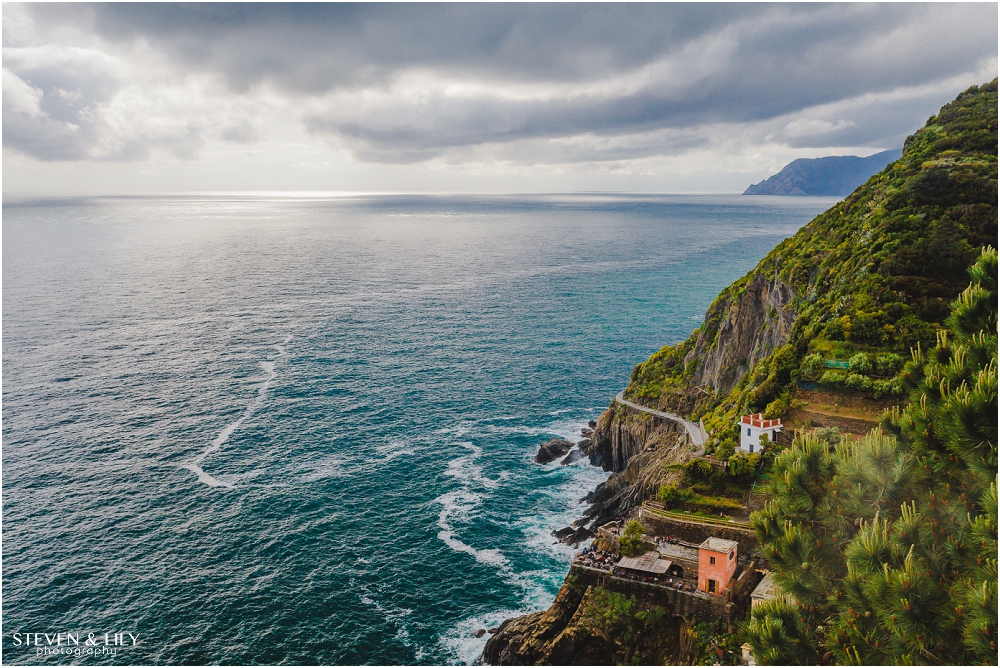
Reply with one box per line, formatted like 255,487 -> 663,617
820,370 -> 845,386
657,484 -> 691,509
619,520 -> 647,557
844,373 -> 873,391
848,352 -> 872,374
874,352 -> 904,375
763,395 -> 789,419
715,439 -> 736,461
728,452 -> 761,482
872,377 -> 904,398
813,427 -> 843,447
801,353 -> 824,381
684,458 -> 714,482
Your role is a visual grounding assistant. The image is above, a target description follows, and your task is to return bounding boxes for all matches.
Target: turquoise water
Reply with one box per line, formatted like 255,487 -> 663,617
1,194 -> 834,664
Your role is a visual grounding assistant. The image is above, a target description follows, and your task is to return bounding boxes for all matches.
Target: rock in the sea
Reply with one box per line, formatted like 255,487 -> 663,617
552,525 -> 595,545
475,628 -> 486,638
552,526 -> 575,541
487,627 -> 500,634
560,448 -> 586,465
581,427 -> 593,437
534,438 -> 574,464
588,420 -> 597,429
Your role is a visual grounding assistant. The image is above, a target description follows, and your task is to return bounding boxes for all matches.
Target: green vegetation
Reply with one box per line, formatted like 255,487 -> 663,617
657,483 -> 692,509
726,451 -> 760,482
619,520 -> 647,557
746,248 -> 997,664
626,80 -> 997,428
618,82 -> 997,665
579,588 -> 680,665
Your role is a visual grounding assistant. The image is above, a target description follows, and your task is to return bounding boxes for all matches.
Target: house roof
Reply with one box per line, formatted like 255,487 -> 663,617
751,572 -> 780,601
699,537 -> 738,554
656,542 -> 700,564
617,550 -> 672,574
739,413 -> 782,429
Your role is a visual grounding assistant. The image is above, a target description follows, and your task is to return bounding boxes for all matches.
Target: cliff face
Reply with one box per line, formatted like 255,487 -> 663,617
685,273 -> 796,397
580,407 -> 691,529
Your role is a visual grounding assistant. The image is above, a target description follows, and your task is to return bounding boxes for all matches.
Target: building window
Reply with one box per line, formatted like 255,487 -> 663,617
710,556 -> 716,565
747,428 -> 751,436
730,551 -> 735,560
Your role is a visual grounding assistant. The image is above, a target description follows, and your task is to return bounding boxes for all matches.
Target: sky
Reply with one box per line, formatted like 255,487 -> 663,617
3,2 -> 997,195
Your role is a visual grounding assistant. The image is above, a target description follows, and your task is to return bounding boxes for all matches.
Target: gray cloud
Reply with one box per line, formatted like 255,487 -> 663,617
3,3 -> 997,166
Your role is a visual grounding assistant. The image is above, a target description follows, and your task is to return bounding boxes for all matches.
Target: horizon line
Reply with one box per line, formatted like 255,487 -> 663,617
2,190 -> 844,201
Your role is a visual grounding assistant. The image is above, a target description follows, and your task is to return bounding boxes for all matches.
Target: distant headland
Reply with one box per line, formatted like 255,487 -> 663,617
743,148 -> 902,196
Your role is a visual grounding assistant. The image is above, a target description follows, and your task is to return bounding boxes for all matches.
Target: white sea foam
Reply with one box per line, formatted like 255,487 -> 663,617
436,489 -> 510,568
438,606 -> 536,666
182,336 -> 290,488
438,412 -> 612,664
444,442 -> 506,489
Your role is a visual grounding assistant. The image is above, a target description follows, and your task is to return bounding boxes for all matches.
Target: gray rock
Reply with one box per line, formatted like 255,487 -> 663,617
475,628 -> 486,638
534,438 -> 574,464
560,448 -> 586,465
552,525 -> 595,545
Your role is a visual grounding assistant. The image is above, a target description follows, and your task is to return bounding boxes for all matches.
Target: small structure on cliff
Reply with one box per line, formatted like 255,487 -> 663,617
750,571 -> 791,608
698,537 -> 738,594
737,413 -> 782,453
616,550 -> 672,576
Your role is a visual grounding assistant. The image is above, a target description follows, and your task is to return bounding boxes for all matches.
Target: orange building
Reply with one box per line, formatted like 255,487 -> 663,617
697,537 -> 738,594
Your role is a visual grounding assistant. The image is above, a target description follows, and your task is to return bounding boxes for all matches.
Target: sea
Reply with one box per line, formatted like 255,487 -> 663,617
1,193 -> 835,665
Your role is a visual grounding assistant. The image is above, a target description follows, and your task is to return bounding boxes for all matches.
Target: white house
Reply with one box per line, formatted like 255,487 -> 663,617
737,413 -> 782,453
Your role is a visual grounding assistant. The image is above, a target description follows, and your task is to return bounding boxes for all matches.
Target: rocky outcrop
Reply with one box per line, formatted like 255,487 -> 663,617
482,579 -> 610,666
551,525 -> 594,545
559,448 -> 586,466
534,438 -> 575,464
484,568 -> 702,665
686,272 -> 796,397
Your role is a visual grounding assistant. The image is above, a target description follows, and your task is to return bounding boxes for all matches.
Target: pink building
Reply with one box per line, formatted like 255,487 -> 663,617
698,537 -> 738,594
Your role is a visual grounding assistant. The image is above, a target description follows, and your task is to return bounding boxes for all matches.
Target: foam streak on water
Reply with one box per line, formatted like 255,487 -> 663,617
181,336 -> 291,488
1,193 -> 835,665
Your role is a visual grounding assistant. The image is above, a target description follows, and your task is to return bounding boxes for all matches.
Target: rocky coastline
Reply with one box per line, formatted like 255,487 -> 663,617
480,225 -> 802,663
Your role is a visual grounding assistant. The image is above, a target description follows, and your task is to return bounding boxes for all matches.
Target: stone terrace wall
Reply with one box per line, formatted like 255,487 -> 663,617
639,514 -> 758,559
569,565 -> 736,626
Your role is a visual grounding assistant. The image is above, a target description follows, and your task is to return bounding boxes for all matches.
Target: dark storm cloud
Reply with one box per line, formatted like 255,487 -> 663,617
40,3 -> 756,89
3,3 -> 997,164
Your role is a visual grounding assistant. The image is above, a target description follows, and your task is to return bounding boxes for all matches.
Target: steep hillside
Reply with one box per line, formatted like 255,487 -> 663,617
483,80 -> 997,666
629,79 -> 997,442
744,149 -> 902,196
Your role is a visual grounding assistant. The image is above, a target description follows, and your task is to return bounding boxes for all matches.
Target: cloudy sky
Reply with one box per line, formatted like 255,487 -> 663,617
3,2 -> 997,195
